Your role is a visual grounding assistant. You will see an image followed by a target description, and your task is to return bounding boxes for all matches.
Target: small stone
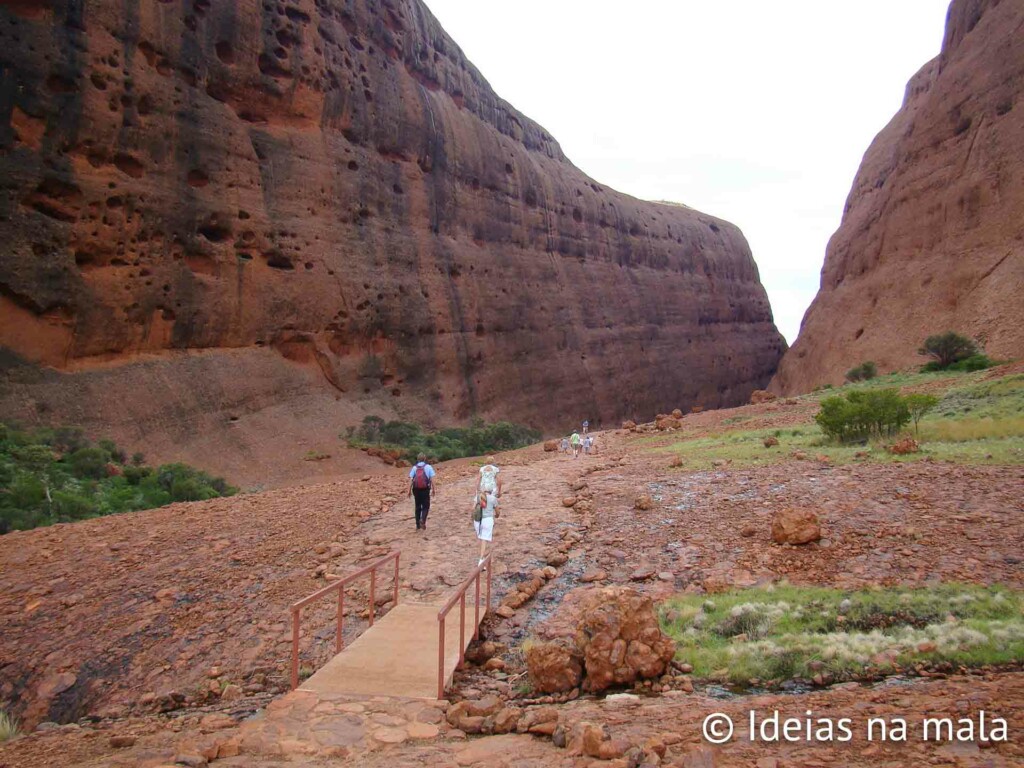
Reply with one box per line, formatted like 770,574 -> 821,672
373,727 -> 408,744
219,684 -> 243,701
109,735 -> 136,748
407,721 -> 439,740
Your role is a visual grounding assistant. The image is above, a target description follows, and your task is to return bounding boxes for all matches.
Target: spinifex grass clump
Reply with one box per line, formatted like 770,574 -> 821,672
0,708 -> 21,742
659,584 -> 1024,687
0,423 -> 237,533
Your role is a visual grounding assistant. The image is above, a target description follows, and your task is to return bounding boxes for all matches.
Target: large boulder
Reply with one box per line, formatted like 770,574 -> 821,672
543,440 -> 559,452
525,642 -> 583,694
573,587 -> 676,692
770,508 -> 822,545
750,389 -> 777,404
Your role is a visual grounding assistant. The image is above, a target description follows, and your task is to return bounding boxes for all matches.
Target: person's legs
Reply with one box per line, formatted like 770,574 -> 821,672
477,518 -> 493,565
413,488 -> 430,529
420,490 -> 431,529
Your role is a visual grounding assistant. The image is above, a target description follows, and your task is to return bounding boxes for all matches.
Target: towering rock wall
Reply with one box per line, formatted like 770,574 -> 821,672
772,0 -> 1024,394
0,0 -> 784,449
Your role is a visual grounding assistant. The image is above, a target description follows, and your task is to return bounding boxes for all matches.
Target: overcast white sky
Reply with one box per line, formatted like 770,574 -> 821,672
423,0 -> 951,344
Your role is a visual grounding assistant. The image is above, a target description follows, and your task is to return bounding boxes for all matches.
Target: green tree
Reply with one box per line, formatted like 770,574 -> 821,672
919,332 -> 978,369
905,393 -> 939,434
815,389 -> 911,443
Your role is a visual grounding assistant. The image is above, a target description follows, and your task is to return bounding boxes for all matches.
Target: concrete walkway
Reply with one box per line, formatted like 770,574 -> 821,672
299,598 -> 486,699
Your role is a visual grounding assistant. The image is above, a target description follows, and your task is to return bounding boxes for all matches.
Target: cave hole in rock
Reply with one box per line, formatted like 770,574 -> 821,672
114,153 -> 145,178
215,40 -> 234,64
198,221 -> 232,242
187,169 -> 209,187
266,251 -> 294,270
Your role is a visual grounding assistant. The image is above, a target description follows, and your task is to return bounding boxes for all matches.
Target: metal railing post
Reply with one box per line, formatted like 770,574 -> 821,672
438,617 -> 446,699
473,572 -> 481,640
459,593 -> 466,666
291,607 -> 300,690
486,556 -> 492,612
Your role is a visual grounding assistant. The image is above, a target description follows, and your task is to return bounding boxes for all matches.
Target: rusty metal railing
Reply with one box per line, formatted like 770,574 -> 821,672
436,553 -> 492,699
290,550 -> 400,689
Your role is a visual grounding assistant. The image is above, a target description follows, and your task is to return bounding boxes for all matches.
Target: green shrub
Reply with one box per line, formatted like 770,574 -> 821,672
347,416 -> 541,462
67,447 -> 109,479
815,389 -> 911,442
845,361 -> 878,382
919,332 -> 978,370
948,354 -> 995,372
51,490 -> 98,522
0,423 -> 237,533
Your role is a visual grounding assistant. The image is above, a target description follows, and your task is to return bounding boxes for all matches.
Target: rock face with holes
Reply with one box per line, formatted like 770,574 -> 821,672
0,0 -> 784,455
772,0 -> 1024,395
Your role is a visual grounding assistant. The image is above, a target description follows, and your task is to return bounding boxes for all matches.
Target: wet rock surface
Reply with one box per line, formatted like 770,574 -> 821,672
2,392 -> 1023,766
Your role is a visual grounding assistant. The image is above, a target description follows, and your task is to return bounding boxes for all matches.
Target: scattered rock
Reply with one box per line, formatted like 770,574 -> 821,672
770,508 -> 822,545
634,495 -> 654,511
750,389 -> 777,404
888,436 -> 921,455
763,436 -> 779,448
525,642 -> 583,694
573,587 -> 676,692
543,441 -> 558,452
579,568 -> 608,583
109,735 -> 136,748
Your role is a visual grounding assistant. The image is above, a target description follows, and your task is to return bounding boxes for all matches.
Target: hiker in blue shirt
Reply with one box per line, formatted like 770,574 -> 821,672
408,453 -> 436,530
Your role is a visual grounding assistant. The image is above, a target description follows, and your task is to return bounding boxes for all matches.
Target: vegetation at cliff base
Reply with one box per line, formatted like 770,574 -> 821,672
0,423 -> 237,533
919,331 -> 995,372
647,371 -> 1024,468
346,415 -> 541,463
660,584 -> 1024,687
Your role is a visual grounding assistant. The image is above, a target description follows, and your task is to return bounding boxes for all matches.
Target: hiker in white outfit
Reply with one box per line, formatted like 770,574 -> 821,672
478,456 -> 502,498
474,490 -> 500,565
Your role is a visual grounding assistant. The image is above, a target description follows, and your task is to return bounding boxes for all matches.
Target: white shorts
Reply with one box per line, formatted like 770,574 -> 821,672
474,518 -> 494,542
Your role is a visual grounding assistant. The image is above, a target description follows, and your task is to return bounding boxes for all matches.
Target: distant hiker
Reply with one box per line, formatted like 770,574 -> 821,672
408,453 -> 436,530
560,437 -> 570,454
582,419 -> 590,435
584,435 -> 594,455
478,456 -> 503,498
473,490 -> 500,566
570,431 -> 581,458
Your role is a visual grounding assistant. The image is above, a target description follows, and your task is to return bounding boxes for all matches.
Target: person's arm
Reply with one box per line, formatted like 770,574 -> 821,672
430,468 -> 436,496
496,472 -> 503,497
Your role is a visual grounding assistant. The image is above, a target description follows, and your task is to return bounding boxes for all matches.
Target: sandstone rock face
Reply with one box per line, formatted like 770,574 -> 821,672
770,508 -> 821,545
573,587 -> 676,693
0,0 -> 783,456
772,0 -> 1024,394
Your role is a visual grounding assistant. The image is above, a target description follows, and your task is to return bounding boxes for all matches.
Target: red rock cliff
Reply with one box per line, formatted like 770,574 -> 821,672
0,0 -> 784,443
772,0 -> 1024,394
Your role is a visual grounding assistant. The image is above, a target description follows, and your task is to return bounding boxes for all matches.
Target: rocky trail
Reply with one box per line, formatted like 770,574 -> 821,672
2,398 -> 1023,767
